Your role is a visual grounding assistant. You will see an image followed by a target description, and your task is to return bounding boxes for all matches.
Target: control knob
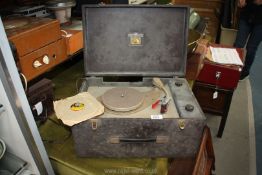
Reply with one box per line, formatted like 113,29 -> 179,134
42,55 -> 50,64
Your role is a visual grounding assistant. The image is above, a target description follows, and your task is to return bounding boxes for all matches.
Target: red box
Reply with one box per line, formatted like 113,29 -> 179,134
197,46 -> 244,90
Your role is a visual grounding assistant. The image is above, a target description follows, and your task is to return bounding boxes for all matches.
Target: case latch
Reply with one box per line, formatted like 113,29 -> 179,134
215,71 -> 221,80
178,119 -> 186,130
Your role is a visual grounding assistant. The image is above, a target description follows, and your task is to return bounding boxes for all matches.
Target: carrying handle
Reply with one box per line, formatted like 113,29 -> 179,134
120,138 -> 156,143
109,136 -> 169,144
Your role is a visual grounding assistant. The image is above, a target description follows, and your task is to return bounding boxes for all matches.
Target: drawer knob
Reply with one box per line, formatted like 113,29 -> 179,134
33,60 -> 42,68
42,55 -> 50,64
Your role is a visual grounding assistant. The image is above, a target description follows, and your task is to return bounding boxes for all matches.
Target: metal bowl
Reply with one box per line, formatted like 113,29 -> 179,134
46,0 -> 76,9
46,0 -> 76,24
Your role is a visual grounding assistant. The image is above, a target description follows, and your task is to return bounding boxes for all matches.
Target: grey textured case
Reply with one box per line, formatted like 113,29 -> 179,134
72,5 -> 206,158
83,5 -> 188,77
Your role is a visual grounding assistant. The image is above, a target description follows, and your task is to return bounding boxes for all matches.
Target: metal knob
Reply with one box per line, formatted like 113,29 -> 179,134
42,55 -> 50,64
175,81 -> 183,87
33,60 -> 42,68
185,104 -> 194,112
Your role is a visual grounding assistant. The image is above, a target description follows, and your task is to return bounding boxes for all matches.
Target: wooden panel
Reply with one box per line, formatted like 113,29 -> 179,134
63,30 -> 83,56
186,53 -> 203,80
192,82 -> 233,114
4,17 -> 61,57
173,0 -> 223,41
186,39 -> 208,81
195,8 -> 220,41
19,39 -> 67,81
173,0 -> 223,10
192,127 -> 215,175
56,38 -> 68,63
168,127 -> 215,175
168,158 -> 195,175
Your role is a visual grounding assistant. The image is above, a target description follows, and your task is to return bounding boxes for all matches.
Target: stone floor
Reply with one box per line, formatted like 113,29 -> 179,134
250,43 -> 262,175
207,80 -> 253,175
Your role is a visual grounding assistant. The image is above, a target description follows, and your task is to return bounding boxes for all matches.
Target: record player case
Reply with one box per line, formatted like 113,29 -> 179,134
72,5 -> 206,158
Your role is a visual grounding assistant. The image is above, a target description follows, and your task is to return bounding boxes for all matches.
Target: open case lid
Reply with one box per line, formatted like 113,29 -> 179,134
82,5 -> 189,77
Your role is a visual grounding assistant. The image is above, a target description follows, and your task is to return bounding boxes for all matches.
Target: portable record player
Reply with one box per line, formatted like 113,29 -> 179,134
3,16 -> 67,81
71,5 -> 206,158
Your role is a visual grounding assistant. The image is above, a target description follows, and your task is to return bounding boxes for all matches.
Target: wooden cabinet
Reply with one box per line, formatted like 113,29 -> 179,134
192,127 -> 215,175
173,0 -> 223,9
3,17 -> 69,81
168,127 -> 215,175
193,81 -> 234,137
193,81 -> 233,115
194,8 -> 220,41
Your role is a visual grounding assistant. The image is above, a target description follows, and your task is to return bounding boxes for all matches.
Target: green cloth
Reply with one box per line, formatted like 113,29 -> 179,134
156,0 -> 171,4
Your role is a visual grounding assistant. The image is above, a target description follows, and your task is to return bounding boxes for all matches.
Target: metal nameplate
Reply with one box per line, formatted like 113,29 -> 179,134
128,33 -> 144,46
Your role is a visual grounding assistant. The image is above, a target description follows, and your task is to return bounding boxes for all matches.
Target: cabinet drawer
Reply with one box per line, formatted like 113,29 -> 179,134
192,82 -> 233,115
19,39 -> 67,81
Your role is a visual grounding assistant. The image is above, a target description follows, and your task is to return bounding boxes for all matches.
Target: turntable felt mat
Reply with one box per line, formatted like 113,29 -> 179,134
39,115 -> 168,175
97,88 -> 160,115
101,88 -> 145,112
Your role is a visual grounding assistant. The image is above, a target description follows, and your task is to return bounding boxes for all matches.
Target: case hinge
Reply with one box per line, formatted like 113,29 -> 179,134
90,119 -> 101,130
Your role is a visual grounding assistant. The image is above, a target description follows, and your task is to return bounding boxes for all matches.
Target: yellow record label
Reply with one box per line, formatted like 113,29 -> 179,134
70,102 -> 85,111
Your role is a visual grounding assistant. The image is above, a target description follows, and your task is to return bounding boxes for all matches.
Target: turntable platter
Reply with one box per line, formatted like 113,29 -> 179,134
101,87 -> 144,112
